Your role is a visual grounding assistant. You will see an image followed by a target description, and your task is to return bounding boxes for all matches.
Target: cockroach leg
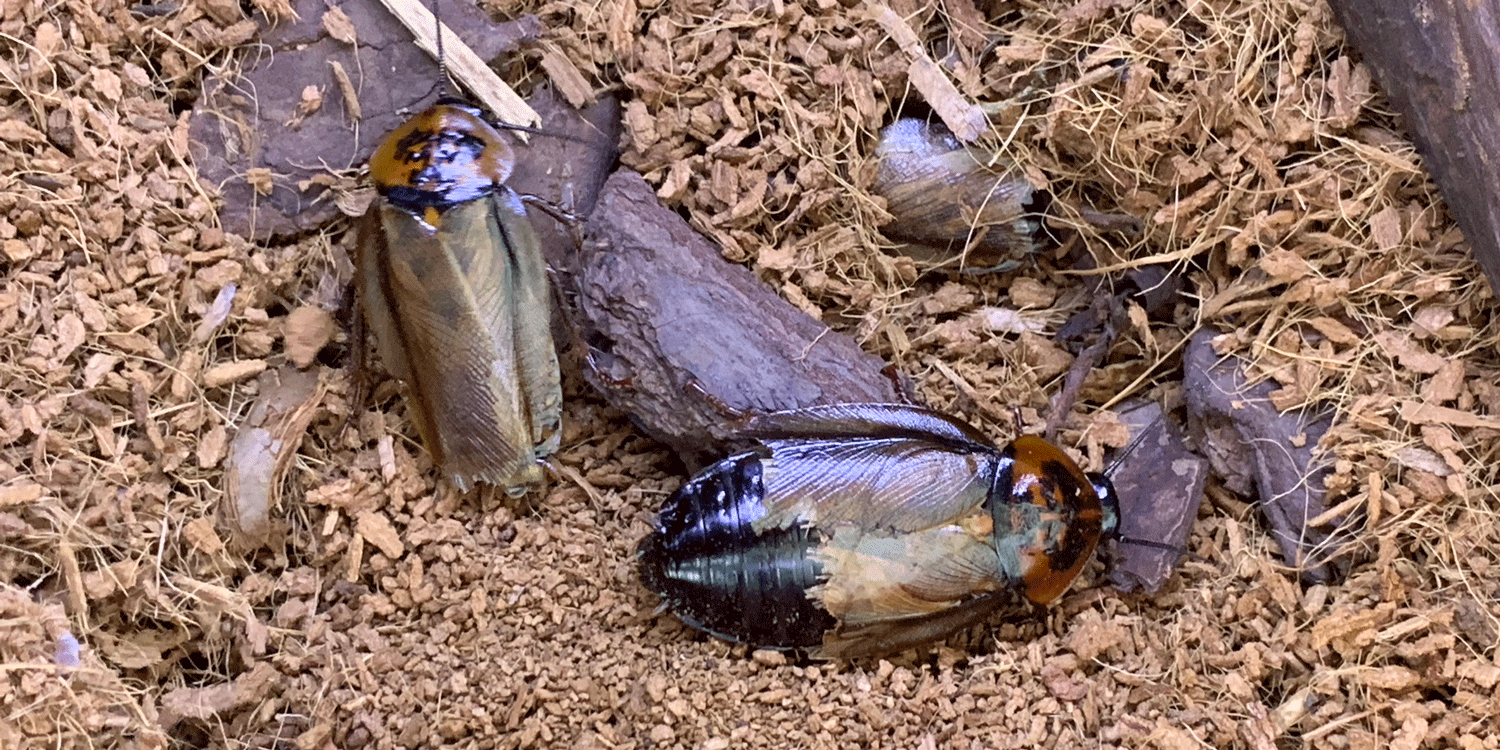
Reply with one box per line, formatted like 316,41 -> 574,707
685,377 -> 750,421
340,282 -> 368,442
881,364 -> 923,406
585,345 -> 635,389
521,194 -> 585,246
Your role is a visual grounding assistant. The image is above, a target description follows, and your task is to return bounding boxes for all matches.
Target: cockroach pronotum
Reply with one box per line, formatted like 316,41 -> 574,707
637,403 -> 1121,659
354,3 -> 560,494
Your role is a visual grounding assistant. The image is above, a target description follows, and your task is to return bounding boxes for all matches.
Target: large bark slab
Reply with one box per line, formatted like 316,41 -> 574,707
1329,0 -> 1500,294
572,171 -> 900,466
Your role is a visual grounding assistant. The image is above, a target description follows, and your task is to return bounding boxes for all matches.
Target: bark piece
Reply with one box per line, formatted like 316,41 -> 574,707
506,86 -> 622,271
1328,0 -> 1500,295
1106,402 -> 1208,594
188,0 -> 540,239
1182,330 -> 1343,583
574,170 -> 899,466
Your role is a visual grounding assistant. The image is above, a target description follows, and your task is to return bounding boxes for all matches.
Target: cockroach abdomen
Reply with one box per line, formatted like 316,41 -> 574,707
638,452 -> 836,649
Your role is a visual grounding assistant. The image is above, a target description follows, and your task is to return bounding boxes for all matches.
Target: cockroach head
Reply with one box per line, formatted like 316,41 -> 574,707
1087,471 -> 1120,541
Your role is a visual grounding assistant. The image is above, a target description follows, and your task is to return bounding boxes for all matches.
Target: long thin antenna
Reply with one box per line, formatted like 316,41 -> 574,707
377,0 -> 539,128
433,0 -> 448,97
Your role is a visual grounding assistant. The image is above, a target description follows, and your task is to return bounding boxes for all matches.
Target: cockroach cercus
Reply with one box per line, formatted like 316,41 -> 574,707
354,4 -> 561,494
637,402 -> 1125,659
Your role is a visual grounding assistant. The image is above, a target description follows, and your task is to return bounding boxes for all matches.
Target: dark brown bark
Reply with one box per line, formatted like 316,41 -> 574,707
571,171 -> 900,466
508,94 -> 898,466
1106,402 -> 1208,594
1182,331 -> 1349,584
1329,0 -> 1500,294
507,86 -> 622,271
189,0 -> 541,239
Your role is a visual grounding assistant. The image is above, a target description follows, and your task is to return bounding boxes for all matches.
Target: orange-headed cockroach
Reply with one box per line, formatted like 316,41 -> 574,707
355,0 -> 559,494
637,403 -> 1121,658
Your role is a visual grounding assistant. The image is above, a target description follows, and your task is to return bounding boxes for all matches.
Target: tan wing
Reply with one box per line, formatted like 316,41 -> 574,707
355,211 -> 414,383
753,438 -> 995,534
448,189 -> 562,458
813,589 -> 1030,659
807,519 -> 1019,659
360,195 -> 556,491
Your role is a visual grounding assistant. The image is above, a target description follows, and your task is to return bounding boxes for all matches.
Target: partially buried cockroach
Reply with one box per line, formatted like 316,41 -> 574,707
637,403 -> 1119,659
354,10 -> 560,494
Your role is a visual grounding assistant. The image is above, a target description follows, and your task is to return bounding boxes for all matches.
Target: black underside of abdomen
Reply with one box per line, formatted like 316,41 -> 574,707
638,452 -> 836,649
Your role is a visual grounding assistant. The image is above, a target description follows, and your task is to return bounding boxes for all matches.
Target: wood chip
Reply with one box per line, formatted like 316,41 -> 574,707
283,306 -> 336,369
355,511 -> 405,559
867,3 -> 987,142
203,359 -> 268,388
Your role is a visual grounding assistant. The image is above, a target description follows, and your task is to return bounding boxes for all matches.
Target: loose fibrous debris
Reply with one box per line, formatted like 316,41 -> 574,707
3,0 -> 1499,747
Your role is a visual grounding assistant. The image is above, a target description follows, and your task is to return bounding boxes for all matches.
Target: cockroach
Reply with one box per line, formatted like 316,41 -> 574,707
636,403 -> 1120,659
354,4 -> 560,494
872,118 -> 1050,272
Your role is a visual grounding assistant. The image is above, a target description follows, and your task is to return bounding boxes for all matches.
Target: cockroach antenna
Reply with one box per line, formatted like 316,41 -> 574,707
433,0 -> 448,98
1098,419 -> 1205,563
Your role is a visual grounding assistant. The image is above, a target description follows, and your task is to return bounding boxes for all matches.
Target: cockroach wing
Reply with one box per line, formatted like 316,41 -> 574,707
362,189 -> 560,491
806,513 -> 1021,658
357,211 -> 417,386
812,523 -> 1007,619
484,189 -> 563,459
746,403 -> 992,448
753,436 -> 997,534
813,588 -> 1027,659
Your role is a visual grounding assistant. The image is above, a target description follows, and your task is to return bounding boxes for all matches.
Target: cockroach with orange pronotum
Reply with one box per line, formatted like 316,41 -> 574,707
353,5 -> 560,495
636,403 -> 1128,659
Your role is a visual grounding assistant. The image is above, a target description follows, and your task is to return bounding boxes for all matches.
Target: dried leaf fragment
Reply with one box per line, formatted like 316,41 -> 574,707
159,663 -> 278,728
1399,401 -> 1500,430
223,367 -> 325,550
192,283 -> 238,344
356,511 -> 405,559
322,7 -> 357,44
0,482 -> 44,507
329,60 -> 361,122
1107,402 -> 1208,594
